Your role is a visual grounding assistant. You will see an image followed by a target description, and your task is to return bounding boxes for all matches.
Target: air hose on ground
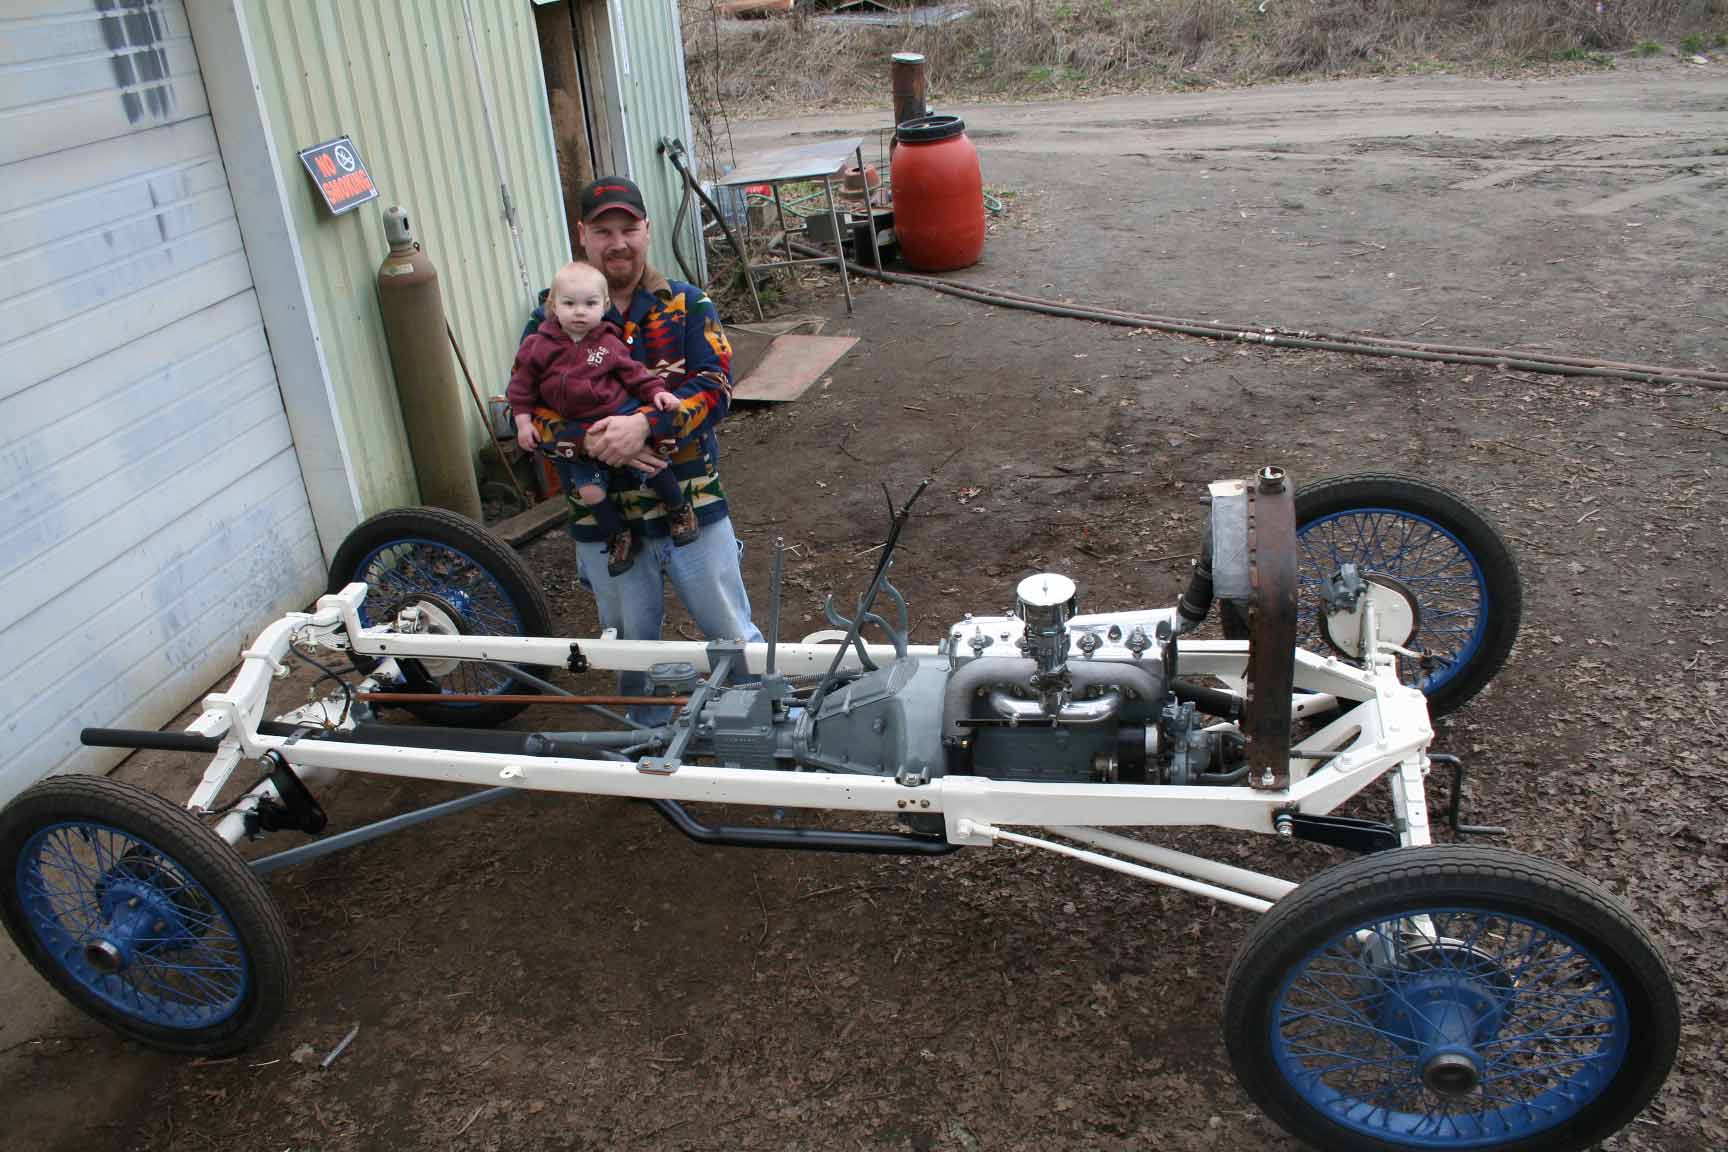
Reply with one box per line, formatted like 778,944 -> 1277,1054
788,240 -> 1727,391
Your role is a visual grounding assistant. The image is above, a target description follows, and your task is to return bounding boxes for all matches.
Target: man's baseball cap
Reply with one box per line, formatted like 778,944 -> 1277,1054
580,176 -> 647,222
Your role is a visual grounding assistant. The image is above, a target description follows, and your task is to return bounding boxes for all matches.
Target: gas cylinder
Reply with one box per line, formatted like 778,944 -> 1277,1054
376,206 -> 483,521
889,114 -> 985,273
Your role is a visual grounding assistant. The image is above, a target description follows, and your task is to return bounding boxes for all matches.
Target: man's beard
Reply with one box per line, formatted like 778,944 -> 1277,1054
601,254 -> 642,291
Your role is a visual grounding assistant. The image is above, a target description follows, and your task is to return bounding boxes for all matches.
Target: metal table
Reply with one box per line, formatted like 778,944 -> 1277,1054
716,136 -> 882,317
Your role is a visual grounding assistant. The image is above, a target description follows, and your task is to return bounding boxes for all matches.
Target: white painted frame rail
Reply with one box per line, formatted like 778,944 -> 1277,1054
184,584 -> 1438,913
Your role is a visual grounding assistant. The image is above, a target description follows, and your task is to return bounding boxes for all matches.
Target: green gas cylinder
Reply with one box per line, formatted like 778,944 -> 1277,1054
377,206 -> 483,521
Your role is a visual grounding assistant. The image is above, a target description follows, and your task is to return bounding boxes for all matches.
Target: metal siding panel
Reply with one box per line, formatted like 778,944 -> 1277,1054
0,113 -> 214,213
0,2 -> 202,161
0,0 -> 190,66
0,289 -> 259,462
0,154 -> 228,258
0,381 -> 294,636
0,34 -> 197,106
237,0 -> 567,515
0,204 -> 239,340
6,467 -> 325,786
616,0 -> 693,278
0,4 -> 321,803
1,242 -> 252,397
0,333 -> 272,532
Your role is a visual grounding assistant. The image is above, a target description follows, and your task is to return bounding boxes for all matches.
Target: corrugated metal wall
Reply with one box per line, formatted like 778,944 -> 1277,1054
611,0 -> 699,281
239,0 -> 569,514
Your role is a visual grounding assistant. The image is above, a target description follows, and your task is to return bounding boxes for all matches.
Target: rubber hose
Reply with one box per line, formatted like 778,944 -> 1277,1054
1177,523 -> 1215,627
671,169 -> 700,286
870,269 -> 1728,385
662,142 -> 754,278
972,285 -> 1728,385
841,257 -> 1728,385
1171,682 -> 1243,720
874,266 -> 1728,388
790,242 -> 1726,390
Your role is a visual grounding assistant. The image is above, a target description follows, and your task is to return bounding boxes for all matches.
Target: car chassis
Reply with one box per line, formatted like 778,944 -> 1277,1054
1,469 -> 1679,1152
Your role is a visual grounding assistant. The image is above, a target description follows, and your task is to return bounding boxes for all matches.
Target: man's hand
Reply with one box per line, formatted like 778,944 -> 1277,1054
514,413 -> 539,453
585,411 -> 652,466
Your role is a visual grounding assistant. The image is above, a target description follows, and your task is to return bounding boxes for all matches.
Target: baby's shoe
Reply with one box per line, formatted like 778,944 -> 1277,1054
606,529 -> 638,576
667,504 -> 700,547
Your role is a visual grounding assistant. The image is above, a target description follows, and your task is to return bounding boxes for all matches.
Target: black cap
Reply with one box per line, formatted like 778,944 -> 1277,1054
579,176 -> 647,222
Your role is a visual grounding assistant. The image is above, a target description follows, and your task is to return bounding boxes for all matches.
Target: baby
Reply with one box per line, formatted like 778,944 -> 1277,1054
507,261 -> 699,576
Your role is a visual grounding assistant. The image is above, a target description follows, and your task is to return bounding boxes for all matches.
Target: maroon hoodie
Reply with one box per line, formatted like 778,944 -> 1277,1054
507,319 -> 670,422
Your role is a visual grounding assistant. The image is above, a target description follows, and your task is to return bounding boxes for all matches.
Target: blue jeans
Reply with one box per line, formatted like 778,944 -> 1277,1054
574,515 -> 764,724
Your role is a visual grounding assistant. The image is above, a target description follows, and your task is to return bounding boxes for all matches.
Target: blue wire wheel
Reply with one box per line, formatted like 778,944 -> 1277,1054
0,777 -> 290,1054
20,823 -> 247,1025
329,507 -> 552,727
1225,847 -> 1677,1152
1227,475 -> 1522,717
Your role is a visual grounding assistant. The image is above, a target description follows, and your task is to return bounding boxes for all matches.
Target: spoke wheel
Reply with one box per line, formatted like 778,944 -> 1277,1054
1223,475 -> 1521,717
329,506 -> 554,727
0,777 -> 290,1055
1225,846 -> 1677,1152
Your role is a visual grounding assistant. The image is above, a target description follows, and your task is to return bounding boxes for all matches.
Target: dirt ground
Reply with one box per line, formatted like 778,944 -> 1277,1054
4,67 -> 1725,1151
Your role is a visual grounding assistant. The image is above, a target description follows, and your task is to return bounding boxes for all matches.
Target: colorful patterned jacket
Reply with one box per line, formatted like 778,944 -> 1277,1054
521,266 -> 735,542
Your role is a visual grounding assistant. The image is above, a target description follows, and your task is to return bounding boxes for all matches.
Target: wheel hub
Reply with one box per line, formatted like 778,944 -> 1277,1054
1422,1049 -> 1481,1096
89,876 -> 192,973
1320,572 -> 1421,659
82,938 -> 125,974
1378,944 -> 1507,1101
388,592 -> 468,677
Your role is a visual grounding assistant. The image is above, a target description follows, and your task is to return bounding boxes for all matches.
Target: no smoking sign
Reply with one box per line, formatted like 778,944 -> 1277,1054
298,135 -> 379,215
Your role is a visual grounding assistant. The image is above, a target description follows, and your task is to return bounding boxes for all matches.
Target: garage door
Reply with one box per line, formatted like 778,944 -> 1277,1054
0,0 -> 325,805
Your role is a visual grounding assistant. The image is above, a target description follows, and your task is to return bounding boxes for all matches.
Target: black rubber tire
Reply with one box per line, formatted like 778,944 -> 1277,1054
328,506 -> 553,727
0,776 -> 292,1056
1224,846 -> 1678,1152
1221,474 -> 1521,717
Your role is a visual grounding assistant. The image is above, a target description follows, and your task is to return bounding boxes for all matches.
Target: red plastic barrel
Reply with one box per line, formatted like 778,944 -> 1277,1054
890,115 -> 984,273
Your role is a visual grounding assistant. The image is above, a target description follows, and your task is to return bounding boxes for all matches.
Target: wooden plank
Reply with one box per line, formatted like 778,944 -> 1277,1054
726,326 -> 773,383
575,0 -> 620,174
492,494 -> 573,547
715,0 -> 797,16
535,0 -> 593,252
732,334 -> 858,402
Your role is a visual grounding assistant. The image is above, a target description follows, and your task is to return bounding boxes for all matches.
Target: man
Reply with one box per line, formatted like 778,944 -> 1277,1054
562,176 -> 762,714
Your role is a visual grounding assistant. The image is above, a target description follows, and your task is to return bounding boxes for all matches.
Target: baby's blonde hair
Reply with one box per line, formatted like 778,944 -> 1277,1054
551,260 -> 605,298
